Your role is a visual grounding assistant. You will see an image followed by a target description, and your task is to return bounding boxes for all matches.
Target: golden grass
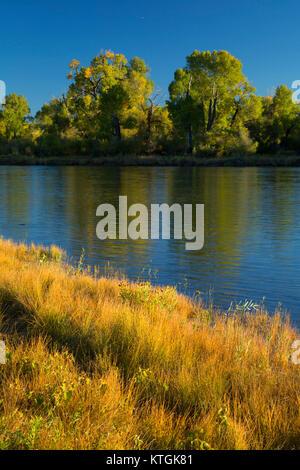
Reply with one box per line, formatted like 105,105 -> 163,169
0,237 -> 299,450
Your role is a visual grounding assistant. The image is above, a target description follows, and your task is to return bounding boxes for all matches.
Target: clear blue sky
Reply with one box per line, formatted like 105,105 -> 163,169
1,0 -> 299,115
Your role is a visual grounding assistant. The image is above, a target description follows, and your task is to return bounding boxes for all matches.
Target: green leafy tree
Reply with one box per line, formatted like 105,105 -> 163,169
35,97 -> 72,136
168,50 -> 260,154
0,94 -> 30,140
66,51 -> 155,142
249,86 -> 300,152
168,70 -> 195,153
271,85 -> 299,149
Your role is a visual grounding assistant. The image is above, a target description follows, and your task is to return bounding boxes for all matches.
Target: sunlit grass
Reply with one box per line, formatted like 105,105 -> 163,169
0,237 -> 299,449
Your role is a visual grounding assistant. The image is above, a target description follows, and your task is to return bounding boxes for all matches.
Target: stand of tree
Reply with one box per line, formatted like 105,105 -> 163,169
1,50 -> 300,158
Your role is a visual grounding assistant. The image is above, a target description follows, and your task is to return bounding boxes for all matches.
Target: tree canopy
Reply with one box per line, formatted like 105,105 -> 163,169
1,49 -> 299,157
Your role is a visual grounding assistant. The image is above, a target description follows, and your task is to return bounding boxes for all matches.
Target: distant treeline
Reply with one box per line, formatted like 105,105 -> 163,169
1,50 -> 300,158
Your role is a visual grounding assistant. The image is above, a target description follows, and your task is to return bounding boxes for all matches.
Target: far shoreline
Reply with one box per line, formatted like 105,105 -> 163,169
1,153 -> 300,167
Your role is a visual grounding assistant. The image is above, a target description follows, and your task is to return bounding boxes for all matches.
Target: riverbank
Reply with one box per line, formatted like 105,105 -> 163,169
1,153 -> 300,166
0,237 -> 299,449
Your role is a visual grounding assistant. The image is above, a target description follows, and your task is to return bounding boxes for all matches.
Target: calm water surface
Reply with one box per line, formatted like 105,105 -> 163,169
0,166 -> 299,325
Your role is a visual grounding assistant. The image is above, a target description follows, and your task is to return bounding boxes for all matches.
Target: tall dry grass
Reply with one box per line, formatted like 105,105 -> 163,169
0,237 -> 299,450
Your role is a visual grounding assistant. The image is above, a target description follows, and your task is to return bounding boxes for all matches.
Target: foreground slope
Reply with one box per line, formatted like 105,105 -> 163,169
0,238 -> 299,450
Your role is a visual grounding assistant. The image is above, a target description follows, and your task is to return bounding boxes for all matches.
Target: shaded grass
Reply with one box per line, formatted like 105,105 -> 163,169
0,238 -> 299,449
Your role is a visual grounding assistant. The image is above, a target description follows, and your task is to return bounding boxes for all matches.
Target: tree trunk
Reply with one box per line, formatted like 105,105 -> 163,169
187,125 -> 193,153
211,97 -> 217,126
146,103 -> 154,148
207,99 -> 212,131
231,105 -> 239,128
201,100 -> 206,129
186,74 -> 193,153
112,113 -> 121,140
207,97 -> 217,131
282,127 -> 292,150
